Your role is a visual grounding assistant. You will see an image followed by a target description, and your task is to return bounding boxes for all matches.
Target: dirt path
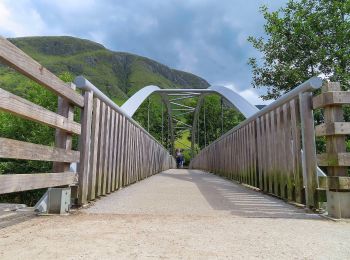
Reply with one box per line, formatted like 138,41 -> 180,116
0,169 -> 350,259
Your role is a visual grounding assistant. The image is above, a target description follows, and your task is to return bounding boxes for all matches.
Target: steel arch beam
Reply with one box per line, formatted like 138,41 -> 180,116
208,85 -> 259,118
121,85 -> 259,118
121,85 -> 161,117
121,85 -> 259,157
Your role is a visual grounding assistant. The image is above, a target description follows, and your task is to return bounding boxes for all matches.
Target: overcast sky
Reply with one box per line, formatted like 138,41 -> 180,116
0,0 -> 287,105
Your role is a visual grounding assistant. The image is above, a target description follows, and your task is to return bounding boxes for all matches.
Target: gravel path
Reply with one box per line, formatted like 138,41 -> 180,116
1,169 -> 350,259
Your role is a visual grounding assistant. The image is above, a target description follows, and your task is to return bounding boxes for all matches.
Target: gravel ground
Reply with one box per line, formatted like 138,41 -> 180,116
0,169 -> 350,259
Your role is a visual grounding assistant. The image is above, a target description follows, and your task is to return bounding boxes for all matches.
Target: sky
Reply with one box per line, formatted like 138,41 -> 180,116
0,0 -> 287,105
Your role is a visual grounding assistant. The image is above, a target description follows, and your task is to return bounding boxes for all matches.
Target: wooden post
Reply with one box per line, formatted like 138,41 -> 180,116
53,83 -> 76,172
299,91 -> 318,208
314,82 -> 350,218
78,90 -> 93,205
322,82 -> 347,176
53,83 -> 77,203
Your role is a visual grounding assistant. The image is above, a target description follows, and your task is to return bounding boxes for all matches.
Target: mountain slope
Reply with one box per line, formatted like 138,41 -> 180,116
7,36 -> 210,101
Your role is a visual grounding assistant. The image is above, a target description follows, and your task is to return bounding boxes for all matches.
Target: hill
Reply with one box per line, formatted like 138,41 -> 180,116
6,36 -> 210,102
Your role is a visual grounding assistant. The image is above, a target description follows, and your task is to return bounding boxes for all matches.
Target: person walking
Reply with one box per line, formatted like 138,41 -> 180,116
175,149 -> 182,169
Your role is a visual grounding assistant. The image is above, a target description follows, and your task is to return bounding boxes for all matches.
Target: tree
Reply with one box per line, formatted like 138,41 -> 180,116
248,0 -> 350,100
190,95 -> 244,150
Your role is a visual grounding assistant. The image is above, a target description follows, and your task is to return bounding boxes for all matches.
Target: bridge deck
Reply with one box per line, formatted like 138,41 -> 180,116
1,169 -> 350,259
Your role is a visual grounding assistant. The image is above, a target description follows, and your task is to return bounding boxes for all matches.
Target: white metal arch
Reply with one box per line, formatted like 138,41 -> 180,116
208,85 -> 259,118
121,85 -> 161,117
121,85 -> 259,156
121,85 -> 259,118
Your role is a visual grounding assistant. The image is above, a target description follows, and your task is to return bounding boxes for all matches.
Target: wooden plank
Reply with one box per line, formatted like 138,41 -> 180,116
251,122 -> 257,187
327,176 -> 350,190
275,106 -> 282,197
87,98 -> 100,201
129,124 -> 135,183
136,127 -> 141,181
256,117 -> 263,189
318,176 -> 328,189
261,115 -> 268,191
118,116 -> 126,188
107,109 -> 115,193
299,92 -> 318,208
78,90 -> 93,205
125,120 -> 131,186
290,99 -> 303,203
0,137 -> 79,162
313,91 -> 350,109
283,103 -> 293,201
0,37 -> 84,107
317,153 -> 350,166
0,172 -> 76,194
0,87 -> 81,134
315,122 -> 350,136
122,117 -> 129,186
266,112 -> 273,193
116,114 -> 124,189
270,110 -> 277,195
96,101 -> 106,196
111,112 -> 119,191
279,105 -> 287,199
102,106 -> 111,195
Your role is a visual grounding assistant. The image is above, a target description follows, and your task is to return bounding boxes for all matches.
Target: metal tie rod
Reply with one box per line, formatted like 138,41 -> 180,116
173,118 -> 192,127
170,102 -> 196,109
169,96 -> 194,102
172,108 -> 195,111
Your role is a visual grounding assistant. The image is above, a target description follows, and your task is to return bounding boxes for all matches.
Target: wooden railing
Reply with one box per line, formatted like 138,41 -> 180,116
190,78 -> 323,208
0,37 -> 175,205
75,77 -> 176,204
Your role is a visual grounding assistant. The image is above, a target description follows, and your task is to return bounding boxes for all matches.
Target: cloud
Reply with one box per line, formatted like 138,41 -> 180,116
222,83 -> 273,106
0,0 -> 66,37
0,0 -> 287,100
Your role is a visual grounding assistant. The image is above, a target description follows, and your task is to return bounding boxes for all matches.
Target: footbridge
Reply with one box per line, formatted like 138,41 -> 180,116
1,36 -> 350,258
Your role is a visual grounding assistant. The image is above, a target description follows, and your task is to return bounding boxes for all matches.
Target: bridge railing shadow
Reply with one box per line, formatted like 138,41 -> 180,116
162,170 -> 322,220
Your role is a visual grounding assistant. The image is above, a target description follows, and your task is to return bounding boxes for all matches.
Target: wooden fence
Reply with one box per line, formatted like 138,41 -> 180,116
0,37 -> 175,205
190,78 -> 323,208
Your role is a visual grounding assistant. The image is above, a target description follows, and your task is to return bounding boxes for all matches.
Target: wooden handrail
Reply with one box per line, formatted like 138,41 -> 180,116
0,37 -> 175,202
191,78 -> 321,208
0,37 -> 84,107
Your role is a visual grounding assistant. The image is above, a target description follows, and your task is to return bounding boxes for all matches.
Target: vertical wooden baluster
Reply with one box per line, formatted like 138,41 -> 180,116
96,101 -> 106,196
111,112 -> 119,191
78,90 -> 93,205
290,98 -> 302,203
102,106 -> 110,195
106,109 -> 115,193
299,92 -> 318,208
283,103 -> 293,201
269,111 -> 276,194
256,117 -> 262,189
87,98 -> 100,201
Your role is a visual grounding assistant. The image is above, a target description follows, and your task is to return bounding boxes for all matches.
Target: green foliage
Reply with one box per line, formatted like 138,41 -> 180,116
248,0 -> 350,100
193,95 -> 245,150
0,71 -> 76,205
8,36 -> 210,100
133,95 -> 172,151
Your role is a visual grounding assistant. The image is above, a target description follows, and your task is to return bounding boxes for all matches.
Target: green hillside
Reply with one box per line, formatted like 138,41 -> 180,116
6,36 -> 210,102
